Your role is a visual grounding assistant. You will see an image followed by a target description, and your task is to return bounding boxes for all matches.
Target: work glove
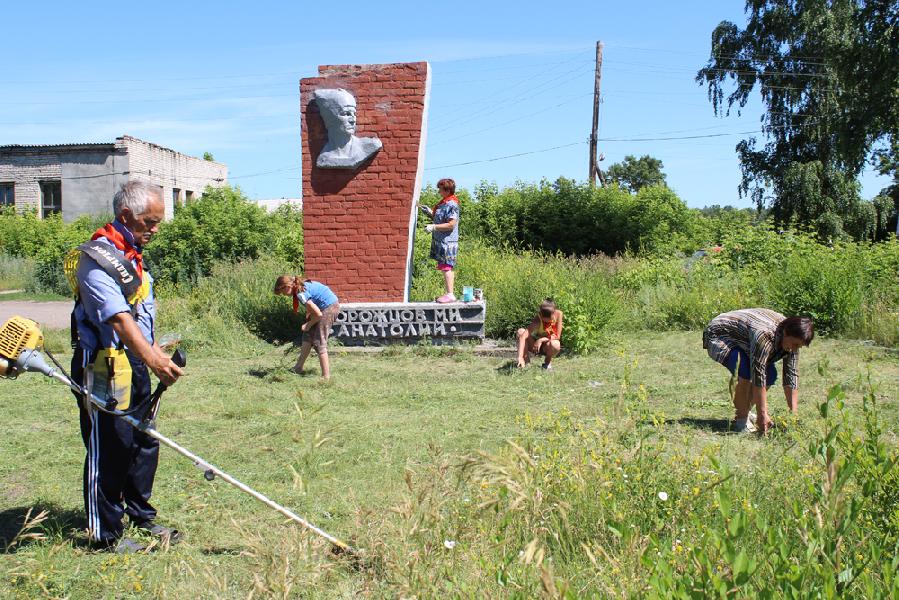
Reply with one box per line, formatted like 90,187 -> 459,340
425,224 -> 435,233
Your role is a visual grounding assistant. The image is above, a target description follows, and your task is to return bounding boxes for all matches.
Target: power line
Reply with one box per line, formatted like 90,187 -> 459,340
0,113 -> 293,126
430,92 -> 593,146
606,58 -> 834,78
426,141 -> 585,170
0,92 -> 299,106
429,64 -> 593,134
430,54 -> 592,123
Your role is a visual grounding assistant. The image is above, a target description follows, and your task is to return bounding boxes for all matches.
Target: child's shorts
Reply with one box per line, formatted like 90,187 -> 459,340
304,303 -> 340,351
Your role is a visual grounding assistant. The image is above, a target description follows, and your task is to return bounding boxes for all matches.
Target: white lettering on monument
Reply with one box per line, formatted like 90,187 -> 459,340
331,305 -> 473,338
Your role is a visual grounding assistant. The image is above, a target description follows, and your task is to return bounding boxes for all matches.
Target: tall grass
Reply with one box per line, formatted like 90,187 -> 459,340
411,236 -> 625,351
154,229 -> 898,357
0,254 -> 34,291
364,368 -> 899,598
157,255 -> 303,353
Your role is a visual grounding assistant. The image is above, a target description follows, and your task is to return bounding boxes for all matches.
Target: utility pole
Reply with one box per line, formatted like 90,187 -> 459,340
589,40 -> 604,186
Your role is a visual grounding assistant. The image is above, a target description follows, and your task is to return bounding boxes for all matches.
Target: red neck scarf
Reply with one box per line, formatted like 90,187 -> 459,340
433,194 -> 458,215
541,318 -> 558,338
92,223 -> 143,279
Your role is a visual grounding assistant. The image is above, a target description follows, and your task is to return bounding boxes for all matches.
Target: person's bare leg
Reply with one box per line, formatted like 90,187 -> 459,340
444,268 -> 455,297
294,341 -> 313,374
516,328 -> 530,368
733,377 -> 752,419
318,350 -> 330,380
543,340 -> 561,367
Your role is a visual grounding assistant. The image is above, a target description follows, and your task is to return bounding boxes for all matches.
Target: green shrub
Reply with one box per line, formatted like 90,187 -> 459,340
30,215 -> 103,296
0,207 -> 46,257
763,243 -> 866,335
145,186 -> 277,287
460,178 -> 703,257
267,203 -> 304,268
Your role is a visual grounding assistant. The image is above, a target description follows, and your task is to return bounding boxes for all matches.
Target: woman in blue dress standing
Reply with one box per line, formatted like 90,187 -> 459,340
418,178 -> 459,303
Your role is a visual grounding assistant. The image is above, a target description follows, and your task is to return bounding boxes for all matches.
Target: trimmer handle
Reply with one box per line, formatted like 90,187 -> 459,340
156,348 -> 186,393
140,348 -> 187,424
171,347 -> 187,374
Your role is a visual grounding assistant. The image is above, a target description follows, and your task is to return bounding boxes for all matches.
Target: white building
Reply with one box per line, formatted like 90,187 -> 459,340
0,135 -> 228,221
254,198 -> 303,213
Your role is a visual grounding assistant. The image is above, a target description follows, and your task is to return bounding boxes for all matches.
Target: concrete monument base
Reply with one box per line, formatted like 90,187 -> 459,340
330,301 -> 485,345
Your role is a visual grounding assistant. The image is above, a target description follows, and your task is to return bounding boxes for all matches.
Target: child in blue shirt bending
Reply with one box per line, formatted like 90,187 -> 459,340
274,275 -> 340,379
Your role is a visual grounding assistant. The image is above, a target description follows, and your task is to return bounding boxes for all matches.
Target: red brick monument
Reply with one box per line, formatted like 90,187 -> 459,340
301,62 -> 430,303
300,62 -> 485,344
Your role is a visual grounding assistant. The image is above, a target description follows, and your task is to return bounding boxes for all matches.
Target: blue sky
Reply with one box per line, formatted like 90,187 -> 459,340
1,1 -> 889,208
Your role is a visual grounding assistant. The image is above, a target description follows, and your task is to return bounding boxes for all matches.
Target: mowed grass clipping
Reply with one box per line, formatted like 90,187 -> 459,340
1,332 -> 897,598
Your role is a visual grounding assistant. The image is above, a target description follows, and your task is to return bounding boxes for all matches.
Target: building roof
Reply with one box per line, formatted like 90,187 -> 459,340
1,135 -> 225,167
0,141 -> 115,152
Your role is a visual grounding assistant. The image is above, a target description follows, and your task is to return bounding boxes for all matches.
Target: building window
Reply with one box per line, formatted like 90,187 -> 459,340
173,188 -> 182,207
185,190 -> 195,203
40,181 -> 62,218
0,183 -> 13,208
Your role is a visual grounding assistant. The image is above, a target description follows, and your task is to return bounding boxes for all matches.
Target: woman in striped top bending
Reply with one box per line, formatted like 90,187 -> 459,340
703,308 -> 814,435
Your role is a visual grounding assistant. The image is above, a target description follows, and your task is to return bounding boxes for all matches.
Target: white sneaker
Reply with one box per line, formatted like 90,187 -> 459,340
731,418 -> 757,433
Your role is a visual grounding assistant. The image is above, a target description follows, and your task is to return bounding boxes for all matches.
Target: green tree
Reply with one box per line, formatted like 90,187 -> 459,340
605,154 -> 667,193
696,0 -> 899,236
203,152 -> 215,161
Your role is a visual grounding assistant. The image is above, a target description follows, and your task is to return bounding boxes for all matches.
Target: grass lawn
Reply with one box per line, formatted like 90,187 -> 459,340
1,331 -> 897,598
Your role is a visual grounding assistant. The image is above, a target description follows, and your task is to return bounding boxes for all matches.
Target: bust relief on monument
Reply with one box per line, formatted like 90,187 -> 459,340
313,88 -> 382,169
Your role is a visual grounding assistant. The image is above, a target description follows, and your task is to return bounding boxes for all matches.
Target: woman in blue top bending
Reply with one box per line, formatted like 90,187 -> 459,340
274,275 -> 340,379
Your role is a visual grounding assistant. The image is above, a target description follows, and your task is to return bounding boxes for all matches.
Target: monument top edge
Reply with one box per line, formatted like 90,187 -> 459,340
338,300 -> 485,309
317,62 -> 429,76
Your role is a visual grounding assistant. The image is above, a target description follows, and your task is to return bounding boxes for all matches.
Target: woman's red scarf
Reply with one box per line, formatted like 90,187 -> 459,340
92,223 -> 143,278
432,194 -> 458,215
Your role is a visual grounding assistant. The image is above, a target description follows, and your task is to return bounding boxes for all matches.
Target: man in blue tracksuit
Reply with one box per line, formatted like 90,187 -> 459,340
70,181 -> 183,553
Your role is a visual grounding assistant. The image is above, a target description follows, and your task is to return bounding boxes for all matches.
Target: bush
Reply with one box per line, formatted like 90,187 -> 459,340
764,243 -> 865,335
145,186 -> 284,287
460,178 -> 704,257
267,203 -> 304,268
0,207 -> 46,258
31,215 -> 105,296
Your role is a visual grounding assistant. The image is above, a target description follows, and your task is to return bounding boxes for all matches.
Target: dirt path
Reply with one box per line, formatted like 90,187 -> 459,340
0,300 -> 72,330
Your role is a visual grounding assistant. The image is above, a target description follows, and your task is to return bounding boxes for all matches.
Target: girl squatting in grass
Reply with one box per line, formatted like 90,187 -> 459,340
418,178 -> 460,303
703,308 -> 814,435
516,298 -> 564,370
274,275 -> 341,380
